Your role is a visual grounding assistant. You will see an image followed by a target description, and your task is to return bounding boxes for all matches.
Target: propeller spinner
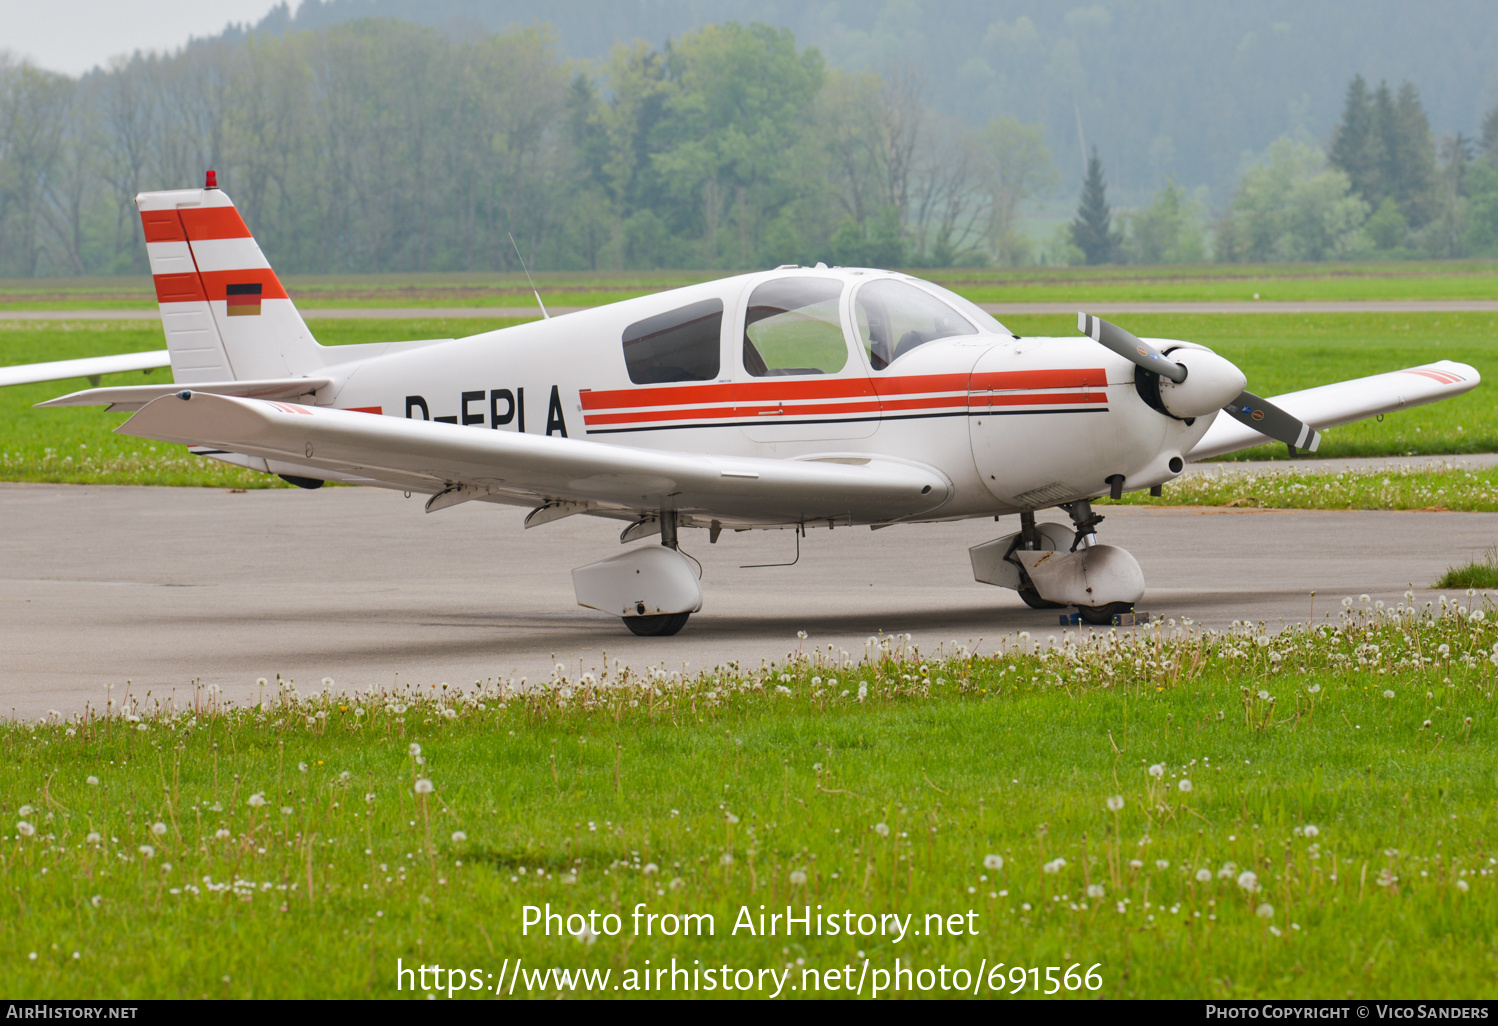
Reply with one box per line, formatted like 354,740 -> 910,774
1078,313 -> 1320,454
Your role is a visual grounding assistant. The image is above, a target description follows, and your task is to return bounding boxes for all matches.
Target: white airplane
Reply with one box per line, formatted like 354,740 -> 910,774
2,175 -> 1481,635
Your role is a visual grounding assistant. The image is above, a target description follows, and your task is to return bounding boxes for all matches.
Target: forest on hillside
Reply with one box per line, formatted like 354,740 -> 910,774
0,13 -> 1496,276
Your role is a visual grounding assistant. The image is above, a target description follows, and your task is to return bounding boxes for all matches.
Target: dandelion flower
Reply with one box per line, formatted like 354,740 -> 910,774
1148,764 -> 1164,779
86,776 -> 99,786
138,844 -> 155,858
151,822 -> 167,836
451,831 -> 467,843
408,743 -> 422,757
414,778 -> 434,795
247,793 -> 266,808
984,854 -> 1004,871
1178,779 -> 1193,793
1195,868 -> 1212,883
789,870 -> 808,885
1256,902 -> 1274,919
874,822 -> 890,837
1237,870 -> 1260,892
1106,795 -> 1125,812
17,821 -> 35,837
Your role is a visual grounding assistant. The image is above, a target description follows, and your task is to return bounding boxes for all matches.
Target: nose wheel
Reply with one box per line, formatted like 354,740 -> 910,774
623,612 -> 691,636
1075,601 -> 1134,625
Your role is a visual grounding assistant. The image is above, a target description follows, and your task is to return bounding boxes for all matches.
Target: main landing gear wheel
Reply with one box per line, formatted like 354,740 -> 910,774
1018,586 -> 1065,610
623,612 -> 691,637
1076,602 -> 1133,626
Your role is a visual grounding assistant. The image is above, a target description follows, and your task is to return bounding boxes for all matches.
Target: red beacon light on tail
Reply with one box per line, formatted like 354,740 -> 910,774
205,170 -> 218,189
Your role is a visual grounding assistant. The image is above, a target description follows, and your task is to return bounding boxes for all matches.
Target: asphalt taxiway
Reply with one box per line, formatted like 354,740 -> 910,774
3,483 -> 1493,719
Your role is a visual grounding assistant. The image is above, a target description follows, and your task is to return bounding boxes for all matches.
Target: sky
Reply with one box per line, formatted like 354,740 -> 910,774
0,0 -> 287,75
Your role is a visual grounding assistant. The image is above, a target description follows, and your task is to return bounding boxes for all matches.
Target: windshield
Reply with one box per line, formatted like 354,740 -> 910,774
916,281 -> 1012,336
854,278 -> 980,370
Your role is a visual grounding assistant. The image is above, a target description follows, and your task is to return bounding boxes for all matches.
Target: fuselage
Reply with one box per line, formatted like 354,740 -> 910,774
280,266 -> 1210,526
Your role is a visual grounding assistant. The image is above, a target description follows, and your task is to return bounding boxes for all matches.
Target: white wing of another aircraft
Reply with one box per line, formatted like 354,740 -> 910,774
117,390 -> 953,528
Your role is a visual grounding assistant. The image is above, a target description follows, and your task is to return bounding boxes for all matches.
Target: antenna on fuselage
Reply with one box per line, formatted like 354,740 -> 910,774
508,232 -> 549,320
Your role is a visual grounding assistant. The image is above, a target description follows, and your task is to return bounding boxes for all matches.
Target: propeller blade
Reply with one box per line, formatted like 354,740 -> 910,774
1078,312 -> 1186,384
1222,391 -> 1321,453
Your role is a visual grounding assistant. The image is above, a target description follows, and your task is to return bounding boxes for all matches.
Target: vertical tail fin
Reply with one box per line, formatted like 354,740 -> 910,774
138,177 -> 321,383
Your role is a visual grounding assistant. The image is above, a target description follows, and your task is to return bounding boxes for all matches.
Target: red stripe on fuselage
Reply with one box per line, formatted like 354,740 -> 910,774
578,368 -> 1108,414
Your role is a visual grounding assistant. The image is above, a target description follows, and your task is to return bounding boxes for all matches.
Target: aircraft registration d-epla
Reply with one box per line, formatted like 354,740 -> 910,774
3,175 -> 1481,635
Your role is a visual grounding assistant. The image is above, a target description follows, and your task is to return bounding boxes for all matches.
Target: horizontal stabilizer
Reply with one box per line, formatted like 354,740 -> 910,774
116,392 -> 951,525
1188,360 -> 1480,460
40,377 -> 333,412
0,350 -> 170,388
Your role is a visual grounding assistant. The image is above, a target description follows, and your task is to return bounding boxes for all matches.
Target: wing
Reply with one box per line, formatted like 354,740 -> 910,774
1187,360 -> 1479,461
0,350 -> 170,388
38,377 -> 331,412
116,392 -> 952,527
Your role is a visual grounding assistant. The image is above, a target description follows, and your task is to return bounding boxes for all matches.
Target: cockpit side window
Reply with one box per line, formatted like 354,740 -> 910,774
622,299 -> 723,384
854,279 -> 980,370
742,277 -> 848,377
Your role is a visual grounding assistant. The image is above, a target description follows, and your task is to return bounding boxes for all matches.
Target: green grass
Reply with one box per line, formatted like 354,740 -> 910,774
928,259 -> 1498,304
5,602 -> 1498,999
0,318 -> 524,486
1,311 -> 1494,488
1105,464 -> 1498,512
1436,548 -> 1498,590
2,260 -> 1498,311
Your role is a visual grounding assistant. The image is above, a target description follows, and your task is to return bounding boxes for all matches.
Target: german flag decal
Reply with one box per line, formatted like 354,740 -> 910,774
225,282 -> 263,316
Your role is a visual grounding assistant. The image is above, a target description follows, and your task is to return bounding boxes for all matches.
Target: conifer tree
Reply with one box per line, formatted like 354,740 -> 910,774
1071,147 -> 1119,264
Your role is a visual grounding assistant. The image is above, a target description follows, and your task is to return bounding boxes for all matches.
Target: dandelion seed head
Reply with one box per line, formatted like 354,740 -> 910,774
414,778 -> 434,795
1178,779 -> 1193,793
247,793 -> 266,808
408,743 -> 421,757
873,822 -> 890,837
451,831 -> 467,843
1086,883 -> 1105,899
151,822 -> 167,836
138,844 -> 155,858
85,776 -> 99,786
1256,902 -> 1275,919
1148,764 -> 1164,778
1106,795 -> 1125,812
789,869 -> 808,885
1195,868 -> 1212,883
16,821 -> 35,837
984,854 -> 1004,871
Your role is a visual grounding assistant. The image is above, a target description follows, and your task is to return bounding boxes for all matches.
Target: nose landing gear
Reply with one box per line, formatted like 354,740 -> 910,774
970,502 -> 1145,623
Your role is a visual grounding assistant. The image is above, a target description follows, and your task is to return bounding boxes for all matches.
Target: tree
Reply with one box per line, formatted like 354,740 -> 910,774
976,117 -> 1056,265
1329,75 -> 1436,232
1071,147 -> 1119,264
1220,138 -> 1369,262
1480,104 -> 1498,166
1120,181 -> 1207,264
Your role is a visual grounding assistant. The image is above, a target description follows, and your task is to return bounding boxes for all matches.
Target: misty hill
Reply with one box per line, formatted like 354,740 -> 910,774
241,0 -> 1498,201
